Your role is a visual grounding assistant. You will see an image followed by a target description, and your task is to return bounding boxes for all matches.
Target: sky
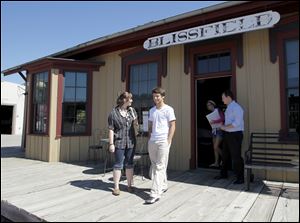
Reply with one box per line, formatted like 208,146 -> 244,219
1,1 -> 225,84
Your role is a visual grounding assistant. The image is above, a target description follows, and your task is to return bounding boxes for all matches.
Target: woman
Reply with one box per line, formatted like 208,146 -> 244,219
108,92 -> 138,196
206,100 -> 224,168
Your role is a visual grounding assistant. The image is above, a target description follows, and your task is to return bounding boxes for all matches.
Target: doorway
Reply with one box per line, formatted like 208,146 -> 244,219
196,76 -> 231,168
1,105 -> 14,134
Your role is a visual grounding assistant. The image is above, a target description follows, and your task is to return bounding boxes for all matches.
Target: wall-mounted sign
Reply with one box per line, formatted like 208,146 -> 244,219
143,10 -> 280,50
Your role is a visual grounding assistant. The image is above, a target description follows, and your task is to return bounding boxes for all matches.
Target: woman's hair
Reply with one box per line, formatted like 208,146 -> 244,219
207,100 -> 216,107
116,91 -> 132,107
152,87 -> 166,97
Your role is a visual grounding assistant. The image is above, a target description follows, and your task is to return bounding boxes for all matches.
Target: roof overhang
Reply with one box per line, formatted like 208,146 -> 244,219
2,57 -> 105,76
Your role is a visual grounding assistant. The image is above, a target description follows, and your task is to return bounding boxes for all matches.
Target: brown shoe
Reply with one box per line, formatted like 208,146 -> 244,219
128,187 -> 134,193
112,188 -> 120,196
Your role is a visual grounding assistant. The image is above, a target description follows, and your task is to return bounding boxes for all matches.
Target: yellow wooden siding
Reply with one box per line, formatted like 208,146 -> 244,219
59,136 -> 93,162
70,137 -> 80,161
25,136 -> 49,161
79,137 -> 89,162
25,135 -> 32,159
94,50 -> 126,132
162,45 -> 191,171
59,51 -> 125,162
237,29 -> 298,182
60,137 -> 70,162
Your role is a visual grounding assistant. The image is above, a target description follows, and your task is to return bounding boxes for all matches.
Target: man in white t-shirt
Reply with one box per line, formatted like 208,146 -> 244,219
145,87 -> 176,204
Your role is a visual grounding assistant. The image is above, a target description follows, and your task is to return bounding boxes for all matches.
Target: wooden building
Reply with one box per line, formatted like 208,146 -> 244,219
2,1 -> 299,182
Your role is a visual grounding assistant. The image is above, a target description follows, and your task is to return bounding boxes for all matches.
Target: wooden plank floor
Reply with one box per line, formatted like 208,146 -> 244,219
1,148 -> 299,222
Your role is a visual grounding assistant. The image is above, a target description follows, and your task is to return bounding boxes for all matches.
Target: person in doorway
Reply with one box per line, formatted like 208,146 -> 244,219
108,92 -> 138,196
206,100 -> 225,168
216,90 -> 245,184
145,87 -> 176,204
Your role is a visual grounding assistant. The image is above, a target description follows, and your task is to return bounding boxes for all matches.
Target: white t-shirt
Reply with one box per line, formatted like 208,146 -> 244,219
149,104 -> 176,141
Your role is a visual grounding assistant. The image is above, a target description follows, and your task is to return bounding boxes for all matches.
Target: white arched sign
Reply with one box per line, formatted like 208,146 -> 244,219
143,11 -> 280,50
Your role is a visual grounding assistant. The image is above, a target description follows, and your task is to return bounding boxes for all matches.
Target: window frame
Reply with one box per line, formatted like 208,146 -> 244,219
24,58 -> 102,138
127,61 -> 159,126
30,70 -> 50,135
121,47 -> 166,87
61,70 -> 92,136
277,29 -> 299,139
195,50 -> 232,78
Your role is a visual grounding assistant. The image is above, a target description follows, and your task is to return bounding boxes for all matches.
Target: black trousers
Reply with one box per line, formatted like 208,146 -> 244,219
220,131 -> 244,180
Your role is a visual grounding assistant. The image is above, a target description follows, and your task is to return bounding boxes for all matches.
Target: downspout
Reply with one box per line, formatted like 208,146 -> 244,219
18,71 -> 27,151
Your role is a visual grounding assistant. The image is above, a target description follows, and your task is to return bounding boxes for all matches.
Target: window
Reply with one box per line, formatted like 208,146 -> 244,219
197,52 -> 231,75
271,16 -> 299,140
284,39 -> 299,133
129,62 -> 158,125
32,72 -> 49,133
62,71 -> 88,134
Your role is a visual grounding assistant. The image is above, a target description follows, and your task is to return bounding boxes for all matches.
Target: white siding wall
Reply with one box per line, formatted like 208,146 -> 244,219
1,81 -> 25,135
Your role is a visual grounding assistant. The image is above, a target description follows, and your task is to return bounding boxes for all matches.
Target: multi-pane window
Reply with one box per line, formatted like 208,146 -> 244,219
129,62 -> 158,125
197,52 -> 231,74
32,72 -> 49,133
284,39 -> 299,132
62,71 -> 88,134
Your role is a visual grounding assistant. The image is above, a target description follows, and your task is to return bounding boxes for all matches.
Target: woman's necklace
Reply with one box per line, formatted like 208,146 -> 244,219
119,108 -> 128,118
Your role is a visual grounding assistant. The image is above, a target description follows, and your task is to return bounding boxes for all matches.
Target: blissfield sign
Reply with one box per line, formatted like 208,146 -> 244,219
143,11 -> 280,50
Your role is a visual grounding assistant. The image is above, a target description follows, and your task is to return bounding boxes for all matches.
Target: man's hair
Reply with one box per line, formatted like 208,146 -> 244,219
152,87 -> 166,97
116,91 -> 132,106
222,90 -> 235,100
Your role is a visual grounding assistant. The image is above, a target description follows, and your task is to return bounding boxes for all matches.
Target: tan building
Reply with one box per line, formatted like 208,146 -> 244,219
2,1 -> 299,182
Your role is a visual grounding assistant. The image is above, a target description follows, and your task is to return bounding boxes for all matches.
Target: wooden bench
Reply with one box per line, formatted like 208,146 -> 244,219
244,132 -> 299,191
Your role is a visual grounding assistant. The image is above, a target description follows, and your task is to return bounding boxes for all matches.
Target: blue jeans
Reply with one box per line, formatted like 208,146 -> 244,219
113,147 -> 135,170
212,129 -> 223,138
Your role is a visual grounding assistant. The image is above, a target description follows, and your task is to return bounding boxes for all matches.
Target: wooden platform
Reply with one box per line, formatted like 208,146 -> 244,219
1,147 -> 299,222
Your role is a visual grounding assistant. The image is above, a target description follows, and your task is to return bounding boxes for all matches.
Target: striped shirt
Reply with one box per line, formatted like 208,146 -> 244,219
108,107 -> 138,149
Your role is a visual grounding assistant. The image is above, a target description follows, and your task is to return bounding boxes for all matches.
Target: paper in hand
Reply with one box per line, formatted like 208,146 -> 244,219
206,110 -> 222,129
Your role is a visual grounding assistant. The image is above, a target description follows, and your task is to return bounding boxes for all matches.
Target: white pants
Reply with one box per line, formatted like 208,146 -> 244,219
148,140 -> 170,198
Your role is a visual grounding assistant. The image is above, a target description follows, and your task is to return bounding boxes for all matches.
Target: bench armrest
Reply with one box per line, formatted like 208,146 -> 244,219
245,150 -> 252,163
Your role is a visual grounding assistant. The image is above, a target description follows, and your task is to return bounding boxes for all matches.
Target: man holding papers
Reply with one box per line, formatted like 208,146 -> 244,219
217,90 -> 245,184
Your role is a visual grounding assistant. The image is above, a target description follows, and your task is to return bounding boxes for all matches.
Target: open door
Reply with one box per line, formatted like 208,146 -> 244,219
196,77 -> 231,168
1,105 -> 14,134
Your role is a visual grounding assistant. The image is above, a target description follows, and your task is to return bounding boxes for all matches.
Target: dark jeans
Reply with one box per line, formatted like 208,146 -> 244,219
220,131 -> 244,180
113,147 -> 135,170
